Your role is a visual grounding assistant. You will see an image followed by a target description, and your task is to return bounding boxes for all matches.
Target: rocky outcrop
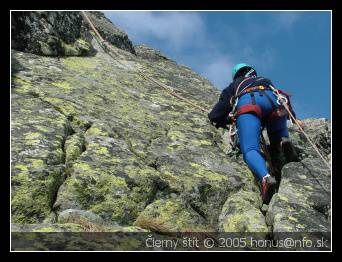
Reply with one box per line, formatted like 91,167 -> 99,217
86,12 -> 136,55
274,120 -> 331,234
11,11 -> 135,57
135,44 -> 169,61
11,11 -> 331,250
11,11 -> 93,56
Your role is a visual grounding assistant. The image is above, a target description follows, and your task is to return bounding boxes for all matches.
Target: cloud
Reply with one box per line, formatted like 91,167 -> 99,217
104,11 -> 205,50
103,11 -> 301,90
243,11 -> 303,41
200,57 -> 235,89
104,11 -> 236,89
272,12 -> 302,30
241,47 -> 277,72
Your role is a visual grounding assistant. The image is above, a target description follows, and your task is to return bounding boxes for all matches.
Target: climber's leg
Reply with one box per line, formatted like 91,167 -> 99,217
266,115 -> 298,163
266,116 -> 289,144
236,113 -> 268,181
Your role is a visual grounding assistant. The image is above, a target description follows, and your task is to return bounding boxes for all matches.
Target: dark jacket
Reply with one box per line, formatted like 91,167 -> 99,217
208,76 -> 296,128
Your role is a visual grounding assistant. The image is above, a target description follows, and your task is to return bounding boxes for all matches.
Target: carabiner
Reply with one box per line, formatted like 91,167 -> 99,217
276,94 -> 288,105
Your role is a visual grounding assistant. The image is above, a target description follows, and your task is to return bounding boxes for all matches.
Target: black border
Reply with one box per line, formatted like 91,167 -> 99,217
4,0 -> 338,11
4,0 -> 338,258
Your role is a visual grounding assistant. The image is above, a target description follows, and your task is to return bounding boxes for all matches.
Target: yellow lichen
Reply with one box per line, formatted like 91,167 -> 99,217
278,194 -> 289,202
62,57 -> 96,71
97,147 -> 109,155
24,132 -> 41,140
86,126 -> 107,136
191,139 -> 212,146
30,159 -> 44,169
14,164 -> 29,172
52,82 -> 72,92
288,216 -> 298,222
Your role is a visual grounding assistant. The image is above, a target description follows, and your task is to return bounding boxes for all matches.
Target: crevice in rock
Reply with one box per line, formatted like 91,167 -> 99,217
144,180 -> 170,208
13,88 -> 83,222
49,117 -> 92,219
189,202 -> 208,221
312,204 -> 330,220
147,159 -> 160,171
22,88 -> 75,122
50,120 -> 75,217
108,126 -> 178,214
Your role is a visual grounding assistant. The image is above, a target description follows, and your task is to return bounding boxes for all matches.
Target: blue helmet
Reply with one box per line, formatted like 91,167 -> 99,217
232,63 -> 256,80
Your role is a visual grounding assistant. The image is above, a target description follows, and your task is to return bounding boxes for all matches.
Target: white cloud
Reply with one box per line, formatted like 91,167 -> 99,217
104,11 -> 205,50
243,11 -> 302,40
200,57 -> 235,89
241,47 -> 276,72
272,12 -> 302,30
103,11 -> 302,90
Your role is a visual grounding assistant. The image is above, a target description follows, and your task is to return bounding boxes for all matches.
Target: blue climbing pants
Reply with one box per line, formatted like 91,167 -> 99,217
236,90 -> 289,181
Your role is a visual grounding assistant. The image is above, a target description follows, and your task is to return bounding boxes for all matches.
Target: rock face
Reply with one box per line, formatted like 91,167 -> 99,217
266,120 -> 331,233
11,11 -> 93,56
86,12 -> 136,55
11,11 -> 331,247
11,11 -> 135,57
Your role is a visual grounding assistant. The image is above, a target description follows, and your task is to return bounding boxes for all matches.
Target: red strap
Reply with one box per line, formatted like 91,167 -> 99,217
236,104 -> 263,119
268,107 -> 288,121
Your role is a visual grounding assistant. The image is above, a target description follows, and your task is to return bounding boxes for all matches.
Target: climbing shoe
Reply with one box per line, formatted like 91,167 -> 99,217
280,137 -> 298,163
261,174 -> 277,204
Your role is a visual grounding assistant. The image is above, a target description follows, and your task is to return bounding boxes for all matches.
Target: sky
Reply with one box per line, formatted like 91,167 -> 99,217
104,11 -> 331,120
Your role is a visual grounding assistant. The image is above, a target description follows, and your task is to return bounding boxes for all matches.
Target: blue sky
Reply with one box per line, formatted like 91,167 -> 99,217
104,11 -> 331,119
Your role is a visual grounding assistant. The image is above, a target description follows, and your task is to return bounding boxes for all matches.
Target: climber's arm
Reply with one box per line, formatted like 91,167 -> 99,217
208,84 -> 234,128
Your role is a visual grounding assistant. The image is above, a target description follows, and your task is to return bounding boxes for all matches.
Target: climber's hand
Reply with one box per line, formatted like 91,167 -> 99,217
227,116 -> 234,125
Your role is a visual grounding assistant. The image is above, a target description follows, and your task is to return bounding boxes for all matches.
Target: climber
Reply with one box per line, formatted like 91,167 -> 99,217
208,63 -> 304,203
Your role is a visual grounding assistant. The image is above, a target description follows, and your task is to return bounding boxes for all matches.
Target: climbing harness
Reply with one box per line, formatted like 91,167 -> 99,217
227,81 -> 331,172
229,82 -> 288,123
